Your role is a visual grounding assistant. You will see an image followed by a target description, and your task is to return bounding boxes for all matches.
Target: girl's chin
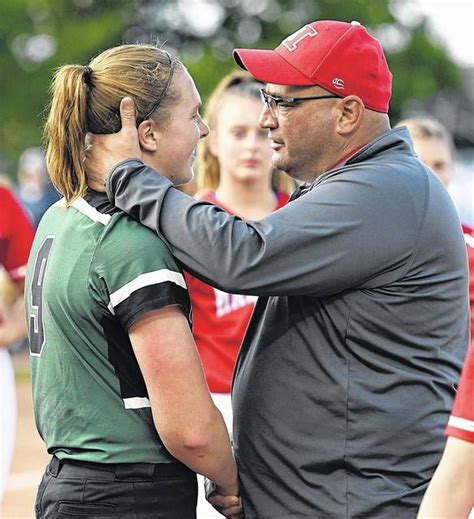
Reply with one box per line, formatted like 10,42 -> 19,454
172,169 -> 194,187
231,169 -> 270,183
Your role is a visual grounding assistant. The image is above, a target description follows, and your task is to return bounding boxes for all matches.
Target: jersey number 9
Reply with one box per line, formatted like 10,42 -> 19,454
29,236 -> 54,356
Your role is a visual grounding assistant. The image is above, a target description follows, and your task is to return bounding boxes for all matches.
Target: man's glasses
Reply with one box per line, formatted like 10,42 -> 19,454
260,89 -> 340,118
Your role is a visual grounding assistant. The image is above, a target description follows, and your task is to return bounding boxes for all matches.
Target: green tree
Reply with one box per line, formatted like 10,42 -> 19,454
0,0 -> 463,177
0,0 -> 131,175
127,0 -> 461,120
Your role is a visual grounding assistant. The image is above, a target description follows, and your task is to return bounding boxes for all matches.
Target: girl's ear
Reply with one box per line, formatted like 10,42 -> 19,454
137,120 -> 158,152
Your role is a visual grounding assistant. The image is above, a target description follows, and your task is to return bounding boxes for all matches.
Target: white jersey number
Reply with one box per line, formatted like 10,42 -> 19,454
29,236 -> 54,356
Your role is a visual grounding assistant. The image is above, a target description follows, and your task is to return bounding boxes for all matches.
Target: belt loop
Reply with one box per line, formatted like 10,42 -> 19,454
146,464 -> 155,478
115,463 -> 155,480
49,456 -> 62,477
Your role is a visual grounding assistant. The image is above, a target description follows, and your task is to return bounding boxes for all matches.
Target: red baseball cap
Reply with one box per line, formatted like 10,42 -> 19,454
233,20 -> 392,113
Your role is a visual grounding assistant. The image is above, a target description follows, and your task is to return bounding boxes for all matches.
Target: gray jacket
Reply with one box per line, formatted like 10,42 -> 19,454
107,128 -> 469,518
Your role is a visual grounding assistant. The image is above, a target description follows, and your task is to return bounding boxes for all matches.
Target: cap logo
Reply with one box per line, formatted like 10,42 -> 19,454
282,25 -> 318,52
332,78 -> 345,90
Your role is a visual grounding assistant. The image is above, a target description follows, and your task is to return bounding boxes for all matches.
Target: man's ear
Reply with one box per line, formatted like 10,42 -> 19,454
137,120 -> 158,152
335,96 -> 364,136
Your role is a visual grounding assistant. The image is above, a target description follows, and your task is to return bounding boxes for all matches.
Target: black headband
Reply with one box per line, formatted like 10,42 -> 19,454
140,51 -> 175,122
83,66 -> 93,87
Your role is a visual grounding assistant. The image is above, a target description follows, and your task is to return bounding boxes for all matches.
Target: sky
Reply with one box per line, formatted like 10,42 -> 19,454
415,0 -> 474,66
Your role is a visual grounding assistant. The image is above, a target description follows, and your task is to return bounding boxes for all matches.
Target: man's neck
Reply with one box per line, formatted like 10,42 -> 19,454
325,118 -> 391,174
305,123 -> 391,183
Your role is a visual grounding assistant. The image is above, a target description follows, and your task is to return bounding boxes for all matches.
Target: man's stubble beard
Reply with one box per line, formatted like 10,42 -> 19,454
273,150 -> 320,184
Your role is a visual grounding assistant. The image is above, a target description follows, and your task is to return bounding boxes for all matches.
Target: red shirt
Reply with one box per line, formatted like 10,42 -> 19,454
0,186 -> 34,326
462,223 -> 474,341
445,344 -> 474,443
0,186 -> 34,282
185,192 -> 289,393
444,224 -> 474,443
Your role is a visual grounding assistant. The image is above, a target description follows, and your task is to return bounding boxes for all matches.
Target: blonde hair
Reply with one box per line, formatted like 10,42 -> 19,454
397,116 -> 455,158
196,71 -> 295,195
44,44 -> 182,202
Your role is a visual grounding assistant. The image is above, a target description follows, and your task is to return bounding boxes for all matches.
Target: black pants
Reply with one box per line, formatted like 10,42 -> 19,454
35,457 -> 197,518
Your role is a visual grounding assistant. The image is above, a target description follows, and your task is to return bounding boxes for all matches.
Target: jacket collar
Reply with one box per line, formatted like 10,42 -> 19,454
345,126 -> 414,166
313,127 -> 416,187
290,128 -> 416,201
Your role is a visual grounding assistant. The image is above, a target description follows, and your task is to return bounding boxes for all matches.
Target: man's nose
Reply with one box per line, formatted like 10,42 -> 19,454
258,104 -> 277,129
200,119 -> 210,139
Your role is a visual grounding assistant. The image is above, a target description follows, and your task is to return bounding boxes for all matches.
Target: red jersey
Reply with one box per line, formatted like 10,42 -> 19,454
445,224 -> 474,443
445,344 -> 474,442
0,186 -> 34,282
462,223 -> 474,340
185,192 -> 289,393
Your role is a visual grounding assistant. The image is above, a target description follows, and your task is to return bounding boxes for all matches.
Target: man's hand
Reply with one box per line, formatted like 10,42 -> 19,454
205,477 -> 244,518
85,97 -> 142,191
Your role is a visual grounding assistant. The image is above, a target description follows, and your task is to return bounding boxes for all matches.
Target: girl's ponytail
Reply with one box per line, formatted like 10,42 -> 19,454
44,65 -> 89,203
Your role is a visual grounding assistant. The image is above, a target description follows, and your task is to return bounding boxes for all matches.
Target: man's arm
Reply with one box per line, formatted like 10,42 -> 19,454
417,436 -> 474,518
106,159 -> 418,297
89,98 -> 417,298
129,305 -> 242,516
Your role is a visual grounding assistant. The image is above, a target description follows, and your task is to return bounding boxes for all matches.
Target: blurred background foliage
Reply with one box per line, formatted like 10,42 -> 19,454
0,0 -> 466,177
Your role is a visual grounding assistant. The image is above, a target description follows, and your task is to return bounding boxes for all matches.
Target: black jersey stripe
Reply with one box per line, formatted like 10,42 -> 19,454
101,314 -> 149,402
108,269 -> 187,314
101,283 -> 191,405
114,282 -> 192,331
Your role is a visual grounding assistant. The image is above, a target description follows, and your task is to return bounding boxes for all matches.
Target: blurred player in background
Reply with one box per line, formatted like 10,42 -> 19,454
399,117 -> 474,343
16,147 -> 60,228
418,344 -> 474,517
398,117 -> 474,519
0,185 -> 34,503
190,71 -> 292,429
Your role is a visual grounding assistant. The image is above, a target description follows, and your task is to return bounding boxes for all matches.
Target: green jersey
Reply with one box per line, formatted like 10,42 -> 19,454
25,190 -> 191,464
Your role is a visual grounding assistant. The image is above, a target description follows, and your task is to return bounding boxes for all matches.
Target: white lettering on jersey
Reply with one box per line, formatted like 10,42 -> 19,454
464,233 -> 474,249
282,25 -> 318,52
214,288 -> 258,318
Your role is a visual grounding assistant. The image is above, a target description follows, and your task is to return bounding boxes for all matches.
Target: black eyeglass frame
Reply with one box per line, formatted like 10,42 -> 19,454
260,88 -> 340,114
140,51 -> 176,122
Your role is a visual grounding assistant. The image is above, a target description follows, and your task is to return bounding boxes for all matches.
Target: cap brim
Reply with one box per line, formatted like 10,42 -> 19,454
233,48 -> 313,86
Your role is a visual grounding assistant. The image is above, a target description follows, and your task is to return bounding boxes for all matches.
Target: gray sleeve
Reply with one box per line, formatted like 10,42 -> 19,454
107,160 -> 419,297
